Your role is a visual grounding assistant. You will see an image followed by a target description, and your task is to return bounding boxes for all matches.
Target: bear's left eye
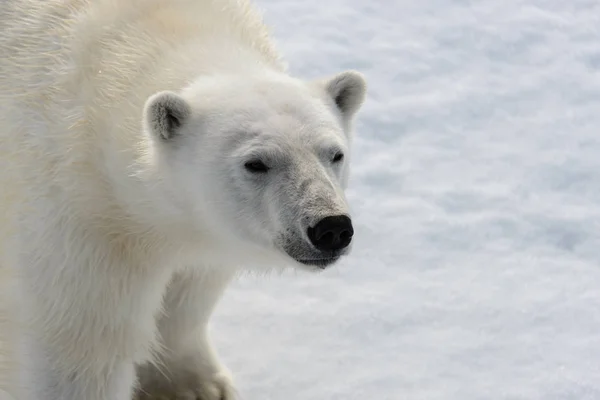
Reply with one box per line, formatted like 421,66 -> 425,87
332,152 -> 344,163
244,160 -> 270,174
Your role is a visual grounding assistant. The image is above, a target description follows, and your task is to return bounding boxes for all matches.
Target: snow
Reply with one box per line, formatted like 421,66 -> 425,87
212,1 -> 600,399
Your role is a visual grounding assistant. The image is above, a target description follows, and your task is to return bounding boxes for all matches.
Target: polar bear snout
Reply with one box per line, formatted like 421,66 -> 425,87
307,215 -> 353,252
279,214 -> 354,269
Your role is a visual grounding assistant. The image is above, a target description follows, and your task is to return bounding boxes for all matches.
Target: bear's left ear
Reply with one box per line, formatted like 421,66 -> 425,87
318,70 -> 367,121
143,91 -> 192,141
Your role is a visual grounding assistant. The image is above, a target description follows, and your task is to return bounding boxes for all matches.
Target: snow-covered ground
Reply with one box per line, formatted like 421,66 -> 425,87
212,1 -> 600,399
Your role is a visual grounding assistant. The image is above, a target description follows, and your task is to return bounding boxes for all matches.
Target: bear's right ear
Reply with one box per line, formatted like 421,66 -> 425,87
143,91 -> 192,141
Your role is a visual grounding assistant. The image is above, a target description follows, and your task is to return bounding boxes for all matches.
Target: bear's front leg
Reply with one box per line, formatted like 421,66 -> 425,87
20,341 -> 137,400
18,278 -> 160,400
135,268 -> 236,400
16,215 -> 171,400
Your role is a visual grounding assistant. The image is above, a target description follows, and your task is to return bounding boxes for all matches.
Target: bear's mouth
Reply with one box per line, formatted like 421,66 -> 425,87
296,255 -> 341,269
279,234 -> 349,269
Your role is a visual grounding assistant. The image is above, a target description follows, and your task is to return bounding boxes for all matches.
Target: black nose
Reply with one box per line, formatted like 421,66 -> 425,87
307,215 -> 354,252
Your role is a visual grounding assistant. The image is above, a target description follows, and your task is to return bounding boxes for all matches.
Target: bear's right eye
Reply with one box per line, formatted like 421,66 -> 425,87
244,160 -> 270,174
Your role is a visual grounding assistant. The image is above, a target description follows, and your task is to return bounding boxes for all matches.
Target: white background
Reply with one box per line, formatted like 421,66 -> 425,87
213,1 -> 600,399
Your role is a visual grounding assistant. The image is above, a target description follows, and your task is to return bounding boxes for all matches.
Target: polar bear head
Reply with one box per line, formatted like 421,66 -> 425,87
143,71 -> 366,270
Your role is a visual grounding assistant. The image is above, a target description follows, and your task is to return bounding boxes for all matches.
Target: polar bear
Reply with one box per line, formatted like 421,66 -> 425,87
0,0 -> 366,399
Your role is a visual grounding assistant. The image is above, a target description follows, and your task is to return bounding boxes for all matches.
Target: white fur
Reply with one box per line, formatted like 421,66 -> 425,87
0,0 -> 366,399
0,269 -> 18,400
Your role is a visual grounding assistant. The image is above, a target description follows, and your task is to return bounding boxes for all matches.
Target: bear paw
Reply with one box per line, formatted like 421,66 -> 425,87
135,362 -> 236,400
